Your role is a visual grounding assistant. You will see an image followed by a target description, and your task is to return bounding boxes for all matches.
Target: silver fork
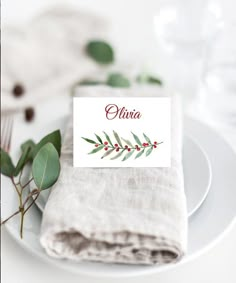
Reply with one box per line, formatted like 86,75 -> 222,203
1,115 -> 14,153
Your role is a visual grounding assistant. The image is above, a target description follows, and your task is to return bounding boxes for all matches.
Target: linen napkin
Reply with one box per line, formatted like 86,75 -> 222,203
1,5 -> 108,112
40,86 -> 187,265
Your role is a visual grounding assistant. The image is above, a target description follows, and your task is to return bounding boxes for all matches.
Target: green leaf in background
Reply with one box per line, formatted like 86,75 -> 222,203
103,131 -> 113,146
79,79 -> 103,86
113,130 -> 123,148
88,145 -> 104,154
107,73 -> 130,88
0,148 -> 15,177
82,137 -> 97,144
14,147 -> 31,176
33,130 -> 61,158
143,133 -> 152,144
20,139 -> 36,162
110,149 -> 125,160
122,150 -> 135,161
101,148 -> 115,159
86,40 -> 114,64
131,132 -> 142,146
95,134 -> 103,144
32,143 -> 60,190
136,73 -> 163,86
146,147 -> 153,157
135,149 -> 145,159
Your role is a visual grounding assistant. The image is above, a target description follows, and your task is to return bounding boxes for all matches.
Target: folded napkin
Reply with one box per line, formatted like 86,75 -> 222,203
1,5 -> 108,112
40,86 -> 187,265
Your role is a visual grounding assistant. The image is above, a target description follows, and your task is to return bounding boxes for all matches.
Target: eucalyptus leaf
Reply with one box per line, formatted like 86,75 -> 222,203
95,134 -> 103,144
88,145 -> 104,154
103,131 -> 113,146
107,73 -> 130,88
14,147 -> 31,176
146,147 -> 153,157
32,143 -> 60,190
110,149 -> 125,160
136,74 -> 163,85
82,137 -> 97,144
113,130 -> 123,148
33,130 -> 61,158
0,148 -> 15,177
101,148 -> 115,159
122,150 -> 135,161
131,132 -> 142,146
79,79 -> 103,86
21,139 -> 36,161
135,149 -> 145,159
143,133 -> 152,144
86,40 -> 114,64
121,138 -> 134,148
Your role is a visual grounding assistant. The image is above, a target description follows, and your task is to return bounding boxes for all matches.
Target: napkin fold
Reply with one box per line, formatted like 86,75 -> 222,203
40,86 -> 187,265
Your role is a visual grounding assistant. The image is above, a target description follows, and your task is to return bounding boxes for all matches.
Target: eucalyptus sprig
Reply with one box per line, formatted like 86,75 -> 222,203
82,131 -> 163,161
0,130 -> 61,238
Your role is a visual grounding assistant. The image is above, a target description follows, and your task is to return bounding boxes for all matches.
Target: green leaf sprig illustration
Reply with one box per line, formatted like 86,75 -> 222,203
82,131 -> 163,161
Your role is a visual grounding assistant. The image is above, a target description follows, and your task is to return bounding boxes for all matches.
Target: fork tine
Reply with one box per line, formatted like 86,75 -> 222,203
1,115 -> 14,152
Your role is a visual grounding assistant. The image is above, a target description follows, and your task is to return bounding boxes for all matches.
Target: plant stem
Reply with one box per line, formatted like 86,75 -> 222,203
20,208 -> 24,239
1,210 -> 20,225
22,177 -> 33,189
106,141 -> 164,150
24,192 -> 40,215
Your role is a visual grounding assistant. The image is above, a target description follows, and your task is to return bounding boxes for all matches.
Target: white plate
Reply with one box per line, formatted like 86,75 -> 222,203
1,97 -> 236,277
29,119 -> 212,217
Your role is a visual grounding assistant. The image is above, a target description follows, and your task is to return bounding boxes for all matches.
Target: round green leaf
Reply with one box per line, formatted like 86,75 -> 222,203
33,130 -> 61,158
32,143 -> 60,190
107,73 -> 130,88
86,40 -> 114,64
0,148 -> 15,177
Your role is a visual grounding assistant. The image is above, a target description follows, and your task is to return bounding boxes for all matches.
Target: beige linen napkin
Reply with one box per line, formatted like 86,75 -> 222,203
40,86 -> 187,265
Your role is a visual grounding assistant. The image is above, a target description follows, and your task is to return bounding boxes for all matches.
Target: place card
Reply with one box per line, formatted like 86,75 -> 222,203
73,97 -> 171,167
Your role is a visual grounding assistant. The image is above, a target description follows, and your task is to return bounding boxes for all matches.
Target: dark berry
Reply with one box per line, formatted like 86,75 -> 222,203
128,148 -> 131,152
125,145 -> 128,149
154,141 -> 157,145
25,107 -> 35,122
95,144 -> 99,147
12,83 -> 25,97
153,145 -> 157,148
104,141 -> 108,145
104,147 -> 108,151
116,148 -> 119,152
114,143 -> 118,147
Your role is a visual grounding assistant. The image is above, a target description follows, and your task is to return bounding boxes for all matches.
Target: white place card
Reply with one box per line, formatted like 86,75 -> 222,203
73,97 -> 171,167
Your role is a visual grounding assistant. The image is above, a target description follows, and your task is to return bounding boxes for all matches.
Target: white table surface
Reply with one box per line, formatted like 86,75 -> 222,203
1,0 -> 236,282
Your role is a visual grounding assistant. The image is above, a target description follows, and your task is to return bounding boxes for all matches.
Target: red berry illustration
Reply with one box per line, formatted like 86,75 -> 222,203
104,147 -> 108,151
104,141 -> 108,145
116,148 -> 120,152
114,143 -> 118,147
153,145 -> 157,148
142,143 -> 146,146
125,145 -> 128,149
137,148 -> 140,151
154,141 -> 157,145
95,144 -> 99,147
128,148 -> 131,152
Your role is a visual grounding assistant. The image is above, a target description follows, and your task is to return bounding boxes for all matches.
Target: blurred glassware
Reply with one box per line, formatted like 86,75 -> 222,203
200,23 -> 236,126
153,0 -> 222,112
